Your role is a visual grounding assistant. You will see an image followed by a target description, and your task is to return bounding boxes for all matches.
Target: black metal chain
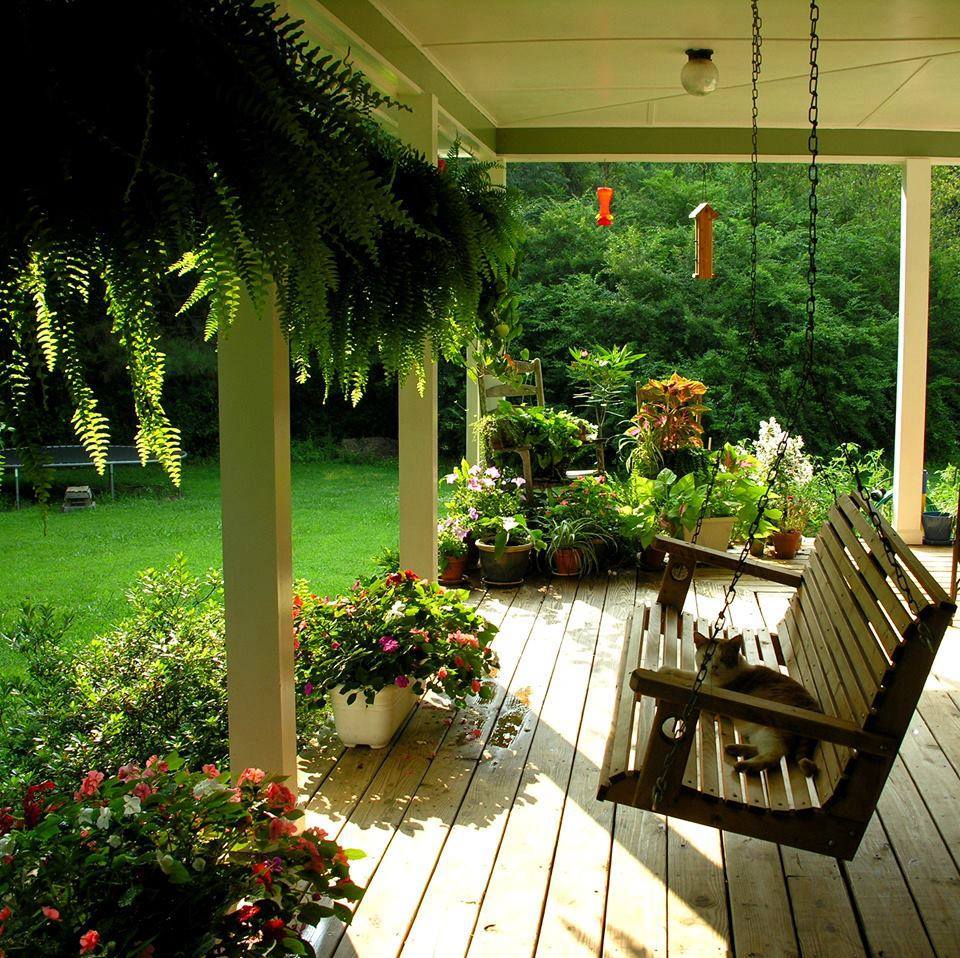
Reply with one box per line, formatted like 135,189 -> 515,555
652,0 -> 820,811
690,0 -> 763,547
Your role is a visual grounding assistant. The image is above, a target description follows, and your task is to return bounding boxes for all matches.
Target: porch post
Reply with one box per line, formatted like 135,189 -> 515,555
218,289 -> 297,780
893,157 -> 931,544
465,160 -> 507,464
398,94 -> 439,579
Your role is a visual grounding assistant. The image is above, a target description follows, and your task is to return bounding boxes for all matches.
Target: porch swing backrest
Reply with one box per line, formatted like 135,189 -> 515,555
775,492 -> 951,800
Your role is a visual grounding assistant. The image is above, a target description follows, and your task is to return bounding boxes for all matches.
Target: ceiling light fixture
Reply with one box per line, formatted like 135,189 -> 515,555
681,48 -> 719,96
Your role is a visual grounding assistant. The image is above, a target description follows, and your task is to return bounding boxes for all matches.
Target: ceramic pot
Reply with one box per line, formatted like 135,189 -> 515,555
922,511 -> 954,546
771,529 -> 803,560
639,543 -> 667,572
553,547 -> 582,576
439,554 -> 469,585
466,532 -> 481,570
683,516 -> 736,552
476,540 -> 533,586
330,683 -> 418,749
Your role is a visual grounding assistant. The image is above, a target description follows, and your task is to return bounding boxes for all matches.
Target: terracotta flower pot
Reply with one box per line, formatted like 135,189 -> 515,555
330,683 -> 418,749
639,543 -> 667,572
553,547 -> 582,576
439,554 -> 469,585
771,529 -> 803,560
476,540 -> 533,586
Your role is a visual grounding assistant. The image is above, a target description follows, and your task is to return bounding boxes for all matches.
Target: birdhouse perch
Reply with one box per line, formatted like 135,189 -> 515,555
689,202 -> 719,279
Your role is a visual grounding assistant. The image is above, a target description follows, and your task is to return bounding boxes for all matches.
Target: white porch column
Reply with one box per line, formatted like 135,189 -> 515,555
893,157 -> 932,544
218,289 -> 297,780
398,94 -> 439,579
465,160 -> 507,464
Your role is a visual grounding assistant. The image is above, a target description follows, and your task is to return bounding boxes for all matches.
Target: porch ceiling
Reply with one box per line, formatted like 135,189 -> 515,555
301,0 -> 960,160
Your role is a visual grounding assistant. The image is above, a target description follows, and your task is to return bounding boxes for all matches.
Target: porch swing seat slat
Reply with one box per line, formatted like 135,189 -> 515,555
598,493 -> 955,860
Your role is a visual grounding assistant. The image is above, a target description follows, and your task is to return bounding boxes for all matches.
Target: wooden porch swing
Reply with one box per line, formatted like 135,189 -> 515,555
598,0 -> 957,861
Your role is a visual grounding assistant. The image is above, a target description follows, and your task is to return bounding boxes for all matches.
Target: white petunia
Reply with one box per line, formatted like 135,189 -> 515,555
123,794 -> 142,817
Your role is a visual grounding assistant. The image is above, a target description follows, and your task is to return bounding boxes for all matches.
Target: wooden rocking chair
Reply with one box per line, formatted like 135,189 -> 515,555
599,492 -> 956,860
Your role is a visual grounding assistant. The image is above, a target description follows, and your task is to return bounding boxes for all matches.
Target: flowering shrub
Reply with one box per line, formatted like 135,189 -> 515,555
442,460 -> 525,526
438,517 -> 469,560
294,572 -> 499,707
544,475 -> 619,528
750,417 -> 814,492
0,758 -> 362,956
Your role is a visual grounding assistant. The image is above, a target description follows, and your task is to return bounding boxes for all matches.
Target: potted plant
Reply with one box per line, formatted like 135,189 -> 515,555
771,491 -> 813,559
614,467 -> 680,570
294,571 -> 499,747
438,518 -> 470,584
0,759 -> 362,954
545,474 -> 621,566
474,514 -> 546,586
543,516 -> 602,576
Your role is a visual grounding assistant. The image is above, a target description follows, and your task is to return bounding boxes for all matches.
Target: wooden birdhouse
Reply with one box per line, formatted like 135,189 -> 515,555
689,202 -> 719,279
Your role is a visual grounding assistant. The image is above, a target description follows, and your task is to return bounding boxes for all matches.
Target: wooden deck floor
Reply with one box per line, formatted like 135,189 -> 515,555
298,546 -> 960,958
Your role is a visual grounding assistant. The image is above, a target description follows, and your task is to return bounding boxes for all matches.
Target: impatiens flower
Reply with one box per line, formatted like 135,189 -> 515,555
79,930 -> 101,954
379,635 -> 399,654
41,906 -> 61,921
77,771 -> 104,797
262,917 -> 287,942
238,768 -> 266,787
123,794 -> 143,817
404,569 -> 418,581
116,763 -> 140,781
395,675 -> 410,688
303,682 -> 314,696
266,782 -> 297,813
331,641 -> 341,650
142,755 -> 169,779
444,473 -> 457,484
233,903 -> 261,922
202,764 -> 220,778
471,679 -> 482,694
385,572 -> 403,586
269,816 -> 298,840
0,906 -> 11,921
437,667 -> 448,680
131,782 -> 154,802
95,807 -> 112,830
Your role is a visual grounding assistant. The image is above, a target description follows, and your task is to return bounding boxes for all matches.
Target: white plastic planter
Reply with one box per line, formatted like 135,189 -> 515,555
330,683 -> 418,749
682,516 -> 736,552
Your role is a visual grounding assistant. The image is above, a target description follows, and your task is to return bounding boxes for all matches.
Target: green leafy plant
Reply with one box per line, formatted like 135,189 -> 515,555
542,516 -> 602,574
567,343 -> 644,447
472,513 -> 546,557
613,467 -> 680,549
0,758 -> 362,955
544,474 -> 621,528
926,464 -> 959,514
293,571 -> 499,707
2,0 -> 521,502
479,401 -> 593,477
805,443 -> 893,527
438,517 -> 469,560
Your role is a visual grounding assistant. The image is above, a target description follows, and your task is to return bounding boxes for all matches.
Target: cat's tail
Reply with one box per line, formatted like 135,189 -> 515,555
796,739 -> 819,778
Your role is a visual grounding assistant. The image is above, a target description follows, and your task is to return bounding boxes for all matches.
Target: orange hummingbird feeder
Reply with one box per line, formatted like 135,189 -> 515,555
596,186 -> 614,227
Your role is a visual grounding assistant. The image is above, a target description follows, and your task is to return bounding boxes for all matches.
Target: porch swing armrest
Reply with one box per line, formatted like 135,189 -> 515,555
653,535 -> 804,587
629,668 -> 895,757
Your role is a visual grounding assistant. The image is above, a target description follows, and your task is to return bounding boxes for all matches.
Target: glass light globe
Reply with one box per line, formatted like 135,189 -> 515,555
681,49 -> 719,96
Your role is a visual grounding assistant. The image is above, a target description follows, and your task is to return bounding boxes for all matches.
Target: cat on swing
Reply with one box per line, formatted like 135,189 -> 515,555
659,631 -> 821,776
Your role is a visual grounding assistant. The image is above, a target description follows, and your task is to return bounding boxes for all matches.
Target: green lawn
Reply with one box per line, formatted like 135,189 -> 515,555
1,460 -> 398,671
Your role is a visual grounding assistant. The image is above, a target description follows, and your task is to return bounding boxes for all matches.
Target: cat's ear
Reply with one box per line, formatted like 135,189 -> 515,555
728,634 -> 745,653
693,629 -> 710,649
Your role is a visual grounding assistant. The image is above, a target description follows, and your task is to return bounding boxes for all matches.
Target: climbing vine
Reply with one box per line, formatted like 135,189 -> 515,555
1,0 -> 520,499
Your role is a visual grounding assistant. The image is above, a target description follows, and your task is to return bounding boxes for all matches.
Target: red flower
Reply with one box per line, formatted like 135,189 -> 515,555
385,572 -> 403,586
79,930 -> 101,954
266,782 -> 297,814
471,679 -> 482,694
252,861 -> 274,888
404,569 -> 419,581
233,903 -> 261,923
262,918 -> 287,942
437,667 -> 448,680
269,816 -> 298,840
41,906 -> 61,922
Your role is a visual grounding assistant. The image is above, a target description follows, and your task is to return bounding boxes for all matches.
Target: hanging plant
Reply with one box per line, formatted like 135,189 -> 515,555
1,0 -> 521,501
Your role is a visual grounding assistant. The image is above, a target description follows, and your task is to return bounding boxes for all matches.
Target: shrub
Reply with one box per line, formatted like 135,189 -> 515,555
0,559 -> 329,806
805,443 -> 892,529
0,758 -> 362,955
293,572 -> 499,708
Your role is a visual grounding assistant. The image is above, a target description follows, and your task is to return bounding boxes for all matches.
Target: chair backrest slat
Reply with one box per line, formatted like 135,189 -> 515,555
481,358 -> 545,413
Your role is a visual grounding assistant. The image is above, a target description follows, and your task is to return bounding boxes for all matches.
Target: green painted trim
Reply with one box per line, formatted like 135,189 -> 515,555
496,127 -> 960,160
310,0 -> 496,153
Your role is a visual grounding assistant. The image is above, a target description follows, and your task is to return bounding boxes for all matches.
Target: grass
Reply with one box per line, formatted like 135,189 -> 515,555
0,460 -> 398,673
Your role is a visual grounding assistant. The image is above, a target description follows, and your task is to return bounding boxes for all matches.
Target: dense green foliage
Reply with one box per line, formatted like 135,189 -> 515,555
507,161 -> 960,464
2,0 -> 519,498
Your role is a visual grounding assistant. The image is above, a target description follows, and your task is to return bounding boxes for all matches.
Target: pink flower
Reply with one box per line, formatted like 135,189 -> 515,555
266,782 -> 297,813
79,930 -> 101,954
143,756 -> 168,779
331,641 -> 341,650
202,764 -> 220,779
269,816 -> 298,840
238,768 -> 266,787
437,667 -> 449,680
303,682 -> 314,696
116,763 -> 140,781
471,679 -> 482,694
77,771 -> 104,797
41,906 -> 61,922
379,635 -> 399,654
132,782 -> 154,801
395,675 -> 410,688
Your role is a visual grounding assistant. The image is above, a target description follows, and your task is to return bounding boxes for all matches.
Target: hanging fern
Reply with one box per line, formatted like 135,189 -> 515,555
1,0 -> 521,499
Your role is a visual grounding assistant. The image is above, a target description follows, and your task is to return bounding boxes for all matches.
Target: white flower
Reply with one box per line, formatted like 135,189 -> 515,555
384,599 -> 406,622
78,807 -> 96,824
192,778 -> 231,800
485,466 -> 501,479
443,473 -> 457,484
107,834 -> 122,848
511,477 -> 526,487
157,852 -> 178,876
95,807 -> 112,830
0,833 -> 16,856
192,856 -> 207,872
501,516 -> 519,531
123,794 -> 142,817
